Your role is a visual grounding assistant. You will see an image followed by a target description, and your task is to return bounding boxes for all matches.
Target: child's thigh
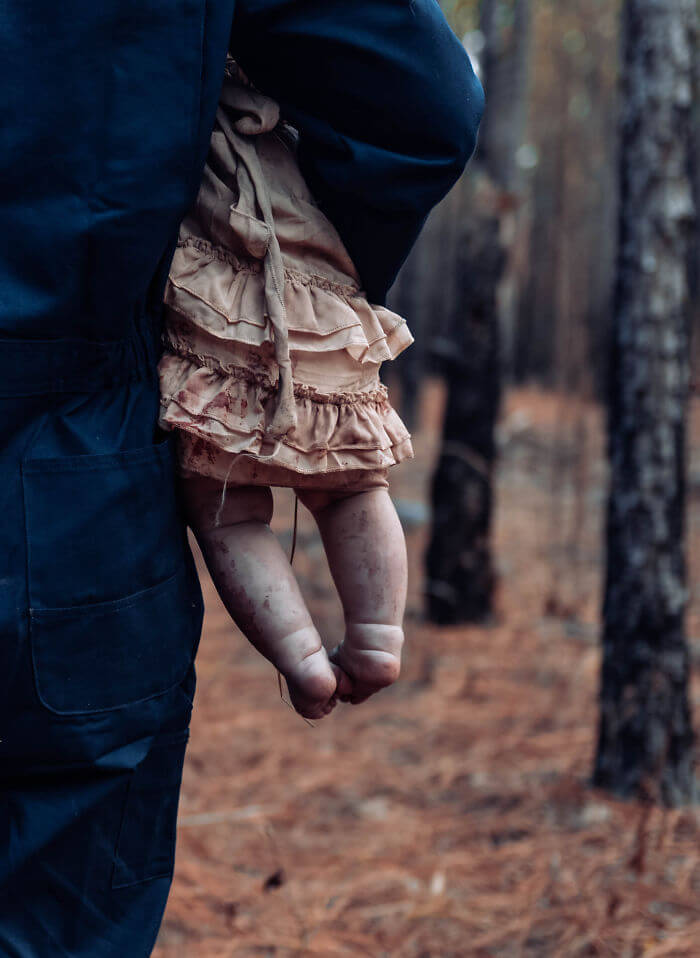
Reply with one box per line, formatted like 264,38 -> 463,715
182,475 -> 274,529
295,469 -> 389,516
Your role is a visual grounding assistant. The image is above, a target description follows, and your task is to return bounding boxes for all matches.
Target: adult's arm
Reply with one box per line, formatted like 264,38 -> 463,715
230,0 -> 484,304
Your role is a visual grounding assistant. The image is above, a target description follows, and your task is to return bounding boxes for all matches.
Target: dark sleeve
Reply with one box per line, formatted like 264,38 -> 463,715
230,0 -> 484,304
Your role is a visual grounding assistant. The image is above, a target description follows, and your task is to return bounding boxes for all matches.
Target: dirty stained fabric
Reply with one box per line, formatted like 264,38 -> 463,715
159,63 -> 415,490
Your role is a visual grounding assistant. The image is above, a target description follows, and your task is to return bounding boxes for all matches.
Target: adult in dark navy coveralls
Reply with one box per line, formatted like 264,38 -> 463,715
0,2 -> 483,953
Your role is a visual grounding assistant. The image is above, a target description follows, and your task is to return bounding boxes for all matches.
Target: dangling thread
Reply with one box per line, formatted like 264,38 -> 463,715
214,458 -> 236,528
277,493 -> 314,727
289,494 -> 299,565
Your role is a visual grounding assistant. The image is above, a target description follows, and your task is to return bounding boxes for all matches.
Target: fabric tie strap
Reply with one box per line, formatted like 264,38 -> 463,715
214,80 -> 298,442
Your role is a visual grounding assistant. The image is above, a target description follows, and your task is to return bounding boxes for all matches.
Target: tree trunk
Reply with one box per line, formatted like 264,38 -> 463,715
594,0 -> 697,806
478,0 -> 533,192
425,172 -> 505,624
689,4 -> 700,383
425,0 -> 531,624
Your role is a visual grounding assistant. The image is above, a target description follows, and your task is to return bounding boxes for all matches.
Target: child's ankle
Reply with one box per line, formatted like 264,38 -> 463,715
331,623 -> 403,694
345,622 -> 404,657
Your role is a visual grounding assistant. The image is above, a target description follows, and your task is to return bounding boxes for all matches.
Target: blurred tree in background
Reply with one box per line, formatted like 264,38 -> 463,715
424,0 -> 532,624
594,0 -> 698,806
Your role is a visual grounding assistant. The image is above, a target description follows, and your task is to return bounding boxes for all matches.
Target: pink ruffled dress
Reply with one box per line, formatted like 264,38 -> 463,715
158,62 -> 414,492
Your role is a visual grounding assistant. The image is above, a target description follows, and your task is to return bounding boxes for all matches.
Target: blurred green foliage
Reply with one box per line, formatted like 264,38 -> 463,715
441,0 -> 479,35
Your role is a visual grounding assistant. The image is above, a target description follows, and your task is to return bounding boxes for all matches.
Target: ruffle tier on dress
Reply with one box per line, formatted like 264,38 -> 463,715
158,61 -> 414,487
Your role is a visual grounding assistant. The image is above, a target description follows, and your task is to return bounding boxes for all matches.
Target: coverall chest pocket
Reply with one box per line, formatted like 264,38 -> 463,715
21,438 -> 202,715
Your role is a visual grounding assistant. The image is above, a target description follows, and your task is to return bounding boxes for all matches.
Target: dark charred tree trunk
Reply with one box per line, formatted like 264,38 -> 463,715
425,0 -> 531,624
594,0 -> 698,806
426,174 -> 506,623
689,8 -> 700,382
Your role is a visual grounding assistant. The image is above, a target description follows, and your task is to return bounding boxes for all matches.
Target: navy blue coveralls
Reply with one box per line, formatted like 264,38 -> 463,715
0,2 -> 483,954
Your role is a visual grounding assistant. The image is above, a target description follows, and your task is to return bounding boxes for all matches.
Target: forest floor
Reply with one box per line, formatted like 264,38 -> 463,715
154,384 -> 700,958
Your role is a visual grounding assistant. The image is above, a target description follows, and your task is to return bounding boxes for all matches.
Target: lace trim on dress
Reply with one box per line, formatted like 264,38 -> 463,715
162,341 -> 391,407
177,237 -> 367,301
177,236 -> 263,274
283,266 -> 363,300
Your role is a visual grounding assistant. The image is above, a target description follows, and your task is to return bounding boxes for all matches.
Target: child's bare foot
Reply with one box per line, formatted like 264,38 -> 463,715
329,623 -> 404,705
277,627 -> 352,719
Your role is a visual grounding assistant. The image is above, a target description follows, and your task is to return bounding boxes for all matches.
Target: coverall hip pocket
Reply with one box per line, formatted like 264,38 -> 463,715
21,438 -> 202,715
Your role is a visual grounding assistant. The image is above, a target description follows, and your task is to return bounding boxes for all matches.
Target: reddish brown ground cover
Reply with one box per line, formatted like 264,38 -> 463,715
154,385 -> 700,957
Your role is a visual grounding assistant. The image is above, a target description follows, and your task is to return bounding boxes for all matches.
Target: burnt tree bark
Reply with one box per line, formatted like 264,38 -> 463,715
426,173 -> 505,623
689,4 -> 700,381
425,0 -> 531,624
594,0 -> 698,806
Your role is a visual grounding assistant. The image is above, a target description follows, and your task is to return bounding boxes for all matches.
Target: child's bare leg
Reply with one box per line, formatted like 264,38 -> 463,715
183,476 -> 347,720
296,486 -> 407,705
